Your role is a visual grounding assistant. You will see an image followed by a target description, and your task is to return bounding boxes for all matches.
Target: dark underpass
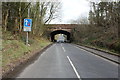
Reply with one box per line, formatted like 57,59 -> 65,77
50,30 -> 71,42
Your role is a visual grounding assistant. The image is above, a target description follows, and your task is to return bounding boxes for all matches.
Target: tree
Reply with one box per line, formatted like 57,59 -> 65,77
2,1 -> 61,37
30,2 -> 61,36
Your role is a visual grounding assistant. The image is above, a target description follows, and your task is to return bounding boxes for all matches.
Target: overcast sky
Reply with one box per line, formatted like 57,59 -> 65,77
50,0 -> 90,24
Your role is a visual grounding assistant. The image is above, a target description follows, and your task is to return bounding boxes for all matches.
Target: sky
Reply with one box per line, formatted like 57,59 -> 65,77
50,0 -> 90,24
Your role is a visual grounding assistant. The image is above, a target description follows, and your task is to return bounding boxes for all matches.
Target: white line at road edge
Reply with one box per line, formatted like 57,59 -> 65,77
74,46 -> 118,65
67,56 -> 82,80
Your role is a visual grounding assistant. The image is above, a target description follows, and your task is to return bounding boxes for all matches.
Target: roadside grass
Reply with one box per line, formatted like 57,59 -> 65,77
76,37 -> 120,55
84,43 -> 119,55
72,25 -> 120,55
2,31 -> 51,74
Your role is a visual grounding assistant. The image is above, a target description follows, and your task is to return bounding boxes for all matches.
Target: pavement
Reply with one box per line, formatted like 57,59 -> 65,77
16,43 -> 118,79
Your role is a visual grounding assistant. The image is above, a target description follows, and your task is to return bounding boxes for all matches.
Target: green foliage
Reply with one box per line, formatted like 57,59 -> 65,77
2,2 -> 61,37
1,2 -> 60,73
116,42 -> 120,52
71,1 -> 120,54
2,31 -> 51,68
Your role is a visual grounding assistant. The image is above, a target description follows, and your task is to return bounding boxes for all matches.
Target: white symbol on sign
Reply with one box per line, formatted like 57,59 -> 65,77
25,20 -> 28,25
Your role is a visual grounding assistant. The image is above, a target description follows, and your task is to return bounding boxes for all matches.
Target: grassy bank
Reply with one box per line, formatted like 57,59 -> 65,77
75,42 -> 119,56
73,37 -> 120,55
2,31 -> 51,75
81,38 -> 120,55
71,25 -> 120,55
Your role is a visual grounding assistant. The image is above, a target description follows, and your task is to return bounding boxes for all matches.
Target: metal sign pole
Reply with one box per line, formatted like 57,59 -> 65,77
26,8 -> 30,45
26,32 -> 28,45
24,3 -> 32,45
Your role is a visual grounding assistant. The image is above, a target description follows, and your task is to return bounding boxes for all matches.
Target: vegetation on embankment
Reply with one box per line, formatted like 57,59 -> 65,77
71,1 -> 120,55
2,31 -> 51,75
71,24 -> 120,54
2,2 -> 61,75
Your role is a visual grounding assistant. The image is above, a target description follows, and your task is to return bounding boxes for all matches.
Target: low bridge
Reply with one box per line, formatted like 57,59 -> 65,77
47,24 -> 78,42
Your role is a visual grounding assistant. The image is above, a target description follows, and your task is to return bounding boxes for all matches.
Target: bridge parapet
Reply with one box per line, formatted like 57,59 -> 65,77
48,28 -> 72,32
47,24 -> 78,32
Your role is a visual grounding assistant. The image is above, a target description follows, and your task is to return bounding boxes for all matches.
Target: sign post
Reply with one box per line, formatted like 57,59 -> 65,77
23,18 -> 32,45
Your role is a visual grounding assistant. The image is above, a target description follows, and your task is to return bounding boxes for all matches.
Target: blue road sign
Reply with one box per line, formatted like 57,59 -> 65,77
24,18 -> 32,31
24,19 -> 32,27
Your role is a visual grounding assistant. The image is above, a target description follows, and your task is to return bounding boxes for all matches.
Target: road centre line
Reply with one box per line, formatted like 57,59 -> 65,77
61,43 -> 66,52
67,56 -> 81,80
62,47 -> 66,52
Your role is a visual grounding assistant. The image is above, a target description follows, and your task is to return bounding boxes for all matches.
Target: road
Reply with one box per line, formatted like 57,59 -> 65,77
16,43 -> 118,79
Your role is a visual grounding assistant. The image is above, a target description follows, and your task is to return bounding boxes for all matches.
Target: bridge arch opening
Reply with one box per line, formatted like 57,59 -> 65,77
50,30 -> 71,42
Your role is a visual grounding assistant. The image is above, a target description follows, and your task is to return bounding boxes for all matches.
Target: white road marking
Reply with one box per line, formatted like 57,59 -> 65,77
62,47 -> 66,52
67,56 -> 82,80
74,46 -> 118,66
61,43 -> 66,52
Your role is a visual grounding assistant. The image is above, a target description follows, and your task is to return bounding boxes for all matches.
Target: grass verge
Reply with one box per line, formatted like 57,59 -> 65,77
2,31 -> 51,76
75,42 -> 120,56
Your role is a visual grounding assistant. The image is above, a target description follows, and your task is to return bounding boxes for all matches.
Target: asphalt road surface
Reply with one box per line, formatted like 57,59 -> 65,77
16,43 -> 118,79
